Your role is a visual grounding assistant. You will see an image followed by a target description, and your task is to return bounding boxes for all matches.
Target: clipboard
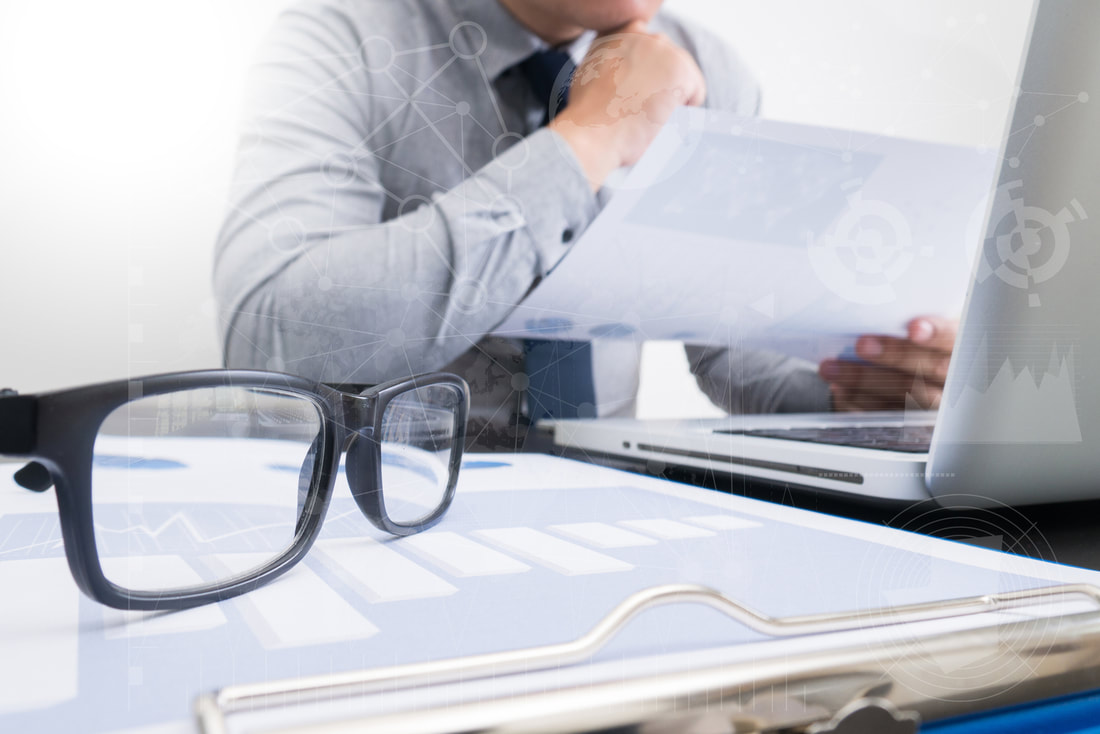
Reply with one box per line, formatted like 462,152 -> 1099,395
195,582 -> 1100,733
7,452 -> 1100,733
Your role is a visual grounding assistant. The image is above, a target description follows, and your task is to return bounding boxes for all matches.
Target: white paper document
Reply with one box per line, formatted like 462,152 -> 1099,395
2,447 -> 1096,732
496,109 -> 997,359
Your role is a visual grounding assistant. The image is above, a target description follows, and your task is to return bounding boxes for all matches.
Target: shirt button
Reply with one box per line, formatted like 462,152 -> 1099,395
562,229 -> 575,243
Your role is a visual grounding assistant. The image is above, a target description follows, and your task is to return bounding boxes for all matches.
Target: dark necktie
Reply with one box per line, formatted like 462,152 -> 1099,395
515,49 -> 596,420
518,47 -> 575,126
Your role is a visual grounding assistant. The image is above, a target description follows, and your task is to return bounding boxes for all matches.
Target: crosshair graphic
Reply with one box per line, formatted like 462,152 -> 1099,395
855,494 -> 1064,703
977,180 -> 1088,307
808,179 -> 928,305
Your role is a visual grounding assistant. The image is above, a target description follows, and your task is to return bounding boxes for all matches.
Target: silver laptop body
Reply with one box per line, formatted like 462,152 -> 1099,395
546,0 -> 1099,506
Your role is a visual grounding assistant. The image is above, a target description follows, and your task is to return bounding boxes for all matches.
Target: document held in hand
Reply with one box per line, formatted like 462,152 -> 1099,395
496,108 -> 998,360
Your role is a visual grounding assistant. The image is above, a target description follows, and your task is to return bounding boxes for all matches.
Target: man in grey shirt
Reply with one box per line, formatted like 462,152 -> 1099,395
215,0 -> 957,449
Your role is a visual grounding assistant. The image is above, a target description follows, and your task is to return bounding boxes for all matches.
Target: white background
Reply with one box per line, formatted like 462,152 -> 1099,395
0,0 -> 1033,415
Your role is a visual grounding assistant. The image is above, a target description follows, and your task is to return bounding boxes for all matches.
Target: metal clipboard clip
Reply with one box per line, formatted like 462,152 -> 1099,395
195,582 -> 1100,733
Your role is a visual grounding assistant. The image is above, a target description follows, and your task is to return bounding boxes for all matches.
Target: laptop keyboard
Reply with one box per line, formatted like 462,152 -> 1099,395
716,424 -> 934,453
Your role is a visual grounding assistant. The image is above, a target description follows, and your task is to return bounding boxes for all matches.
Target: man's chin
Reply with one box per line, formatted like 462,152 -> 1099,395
574,1 -> 661,32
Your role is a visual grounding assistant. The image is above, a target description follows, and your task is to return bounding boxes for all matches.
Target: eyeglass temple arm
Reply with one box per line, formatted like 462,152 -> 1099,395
0,389 -> 52,493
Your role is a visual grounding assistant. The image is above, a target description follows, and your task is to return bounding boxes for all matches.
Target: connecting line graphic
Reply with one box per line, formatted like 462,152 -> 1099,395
93,512 -> 290,548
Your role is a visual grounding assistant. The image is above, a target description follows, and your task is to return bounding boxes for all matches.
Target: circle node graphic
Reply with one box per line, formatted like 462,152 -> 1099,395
317,276 -> 333,292
360,36 -> 396,72
1008,156 -> 1020,168
510,372 -> 530,391
386,327 -> 405,347
455,100 -> 471,116
321,152 -> 358,187
268,218 -> 307,253
401,283 -> 420,302
398,195 -> 437,233
1079,92 -> 1090,104
449,22 -> 487,59
1034,114 -> 1046,127
493,132 -> 528,169
453,278 -> 488,314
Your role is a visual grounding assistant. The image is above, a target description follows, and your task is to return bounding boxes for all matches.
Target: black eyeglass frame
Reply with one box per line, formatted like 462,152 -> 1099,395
0,369 -> 469,611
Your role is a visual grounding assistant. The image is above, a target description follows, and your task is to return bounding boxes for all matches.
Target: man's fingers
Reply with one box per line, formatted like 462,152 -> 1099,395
830,384 -> 943,412
906,316 -> 958,352
821,361 -> 912,400
824,315 -> 957,412
854,336 -> 952,384
830,386 -> 892,412
820,361 -> 944,410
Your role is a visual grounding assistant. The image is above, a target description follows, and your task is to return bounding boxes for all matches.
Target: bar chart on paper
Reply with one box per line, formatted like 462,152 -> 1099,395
2,446 -> 1098,733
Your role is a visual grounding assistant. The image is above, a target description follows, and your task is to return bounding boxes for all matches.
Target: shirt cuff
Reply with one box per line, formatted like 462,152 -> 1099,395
493,127 -> 600,276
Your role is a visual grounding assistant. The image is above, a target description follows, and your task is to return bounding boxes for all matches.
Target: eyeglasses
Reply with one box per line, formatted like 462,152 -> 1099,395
0,370 -> 468,610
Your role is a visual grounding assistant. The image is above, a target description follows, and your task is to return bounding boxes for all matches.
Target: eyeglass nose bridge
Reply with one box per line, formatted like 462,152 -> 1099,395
296,390 -> 378,531
345,425 -> 388,530
329,390 -> 385,525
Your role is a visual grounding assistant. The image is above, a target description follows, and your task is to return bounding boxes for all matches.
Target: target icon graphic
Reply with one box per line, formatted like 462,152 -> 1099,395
978,180 -> 1088,307
809,181 -> 927,305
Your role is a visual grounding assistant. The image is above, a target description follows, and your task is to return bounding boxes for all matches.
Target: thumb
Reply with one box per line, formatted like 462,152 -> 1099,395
907,316 -> 958,352
686,66 -> 707,107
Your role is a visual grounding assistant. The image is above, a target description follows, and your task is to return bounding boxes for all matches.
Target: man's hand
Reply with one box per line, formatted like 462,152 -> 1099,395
819,316 -> 959,412
549,20 -> 706,190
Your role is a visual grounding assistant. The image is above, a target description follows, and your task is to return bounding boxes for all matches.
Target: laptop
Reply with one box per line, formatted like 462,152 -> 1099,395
543,0 -> 1099,506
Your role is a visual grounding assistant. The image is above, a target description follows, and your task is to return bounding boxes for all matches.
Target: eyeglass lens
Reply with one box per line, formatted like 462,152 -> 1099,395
90,387 -> 323,594
379,384 -> 462,526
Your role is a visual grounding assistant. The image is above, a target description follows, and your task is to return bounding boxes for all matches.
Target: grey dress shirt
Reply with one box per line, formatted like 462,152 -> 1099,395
214,0 -> 831,450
